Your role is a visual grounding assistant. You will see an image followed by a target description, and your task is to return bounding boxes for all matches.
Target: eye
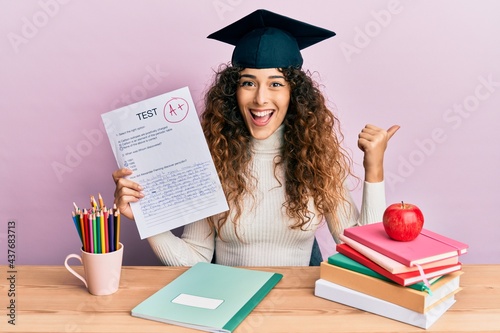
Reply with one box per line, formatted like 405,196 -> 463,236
271,82 -> 285,88
239,80 -> 255,87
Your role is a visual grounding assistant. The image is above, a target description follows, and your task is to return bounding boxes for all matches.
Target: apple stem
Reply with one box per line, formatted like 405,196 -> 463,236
401,201 -> 405,209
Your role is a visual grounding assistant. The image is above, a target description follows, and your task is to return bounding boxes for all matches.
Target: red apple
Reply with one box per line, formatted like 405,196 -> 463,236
382,202 -> 424,241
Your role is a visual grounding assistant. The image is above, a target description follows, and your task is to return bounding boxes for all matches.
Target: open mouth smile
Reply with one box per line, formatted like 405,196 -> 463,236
250,109 -> 274,125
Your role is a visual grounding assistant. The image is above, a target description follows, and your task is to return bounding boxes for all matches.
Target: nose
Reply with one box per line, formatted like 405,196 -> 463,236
254,86 -> 268,105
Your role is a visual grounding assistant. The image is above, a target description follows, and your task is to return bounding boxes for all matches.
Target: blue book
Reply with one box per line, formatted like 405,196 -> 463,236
131,262 -> 283,332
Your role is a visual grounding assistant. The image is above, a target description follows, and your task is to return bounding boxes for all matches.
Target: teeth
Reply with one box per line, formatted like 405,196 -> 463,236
251,110 -> 273,117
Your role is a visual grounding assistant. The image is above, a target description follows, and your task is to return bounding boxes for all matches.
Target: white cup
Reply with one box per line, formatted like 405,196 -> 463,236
64,243 -> 124,296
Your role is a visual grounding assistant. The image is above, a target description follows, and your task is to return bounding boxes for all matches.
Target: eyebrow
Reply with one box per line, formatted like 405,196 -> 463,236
240,74 -> 286,79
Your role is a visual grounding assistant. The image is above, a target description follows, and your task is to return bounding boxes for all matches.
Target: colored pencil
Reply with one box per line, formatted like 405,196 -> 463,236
115,208 -> 121,250
93,213 -> 100,254
71,195 -> 121,254
99,212 -> 106,254
83,210 -> 89,253
86,210 -> 93,253
91,195 -> 98,210
108,209 -> 115,253
104,208 -> 109,253
81,212 -> 87,252
79,212 -> 86,252
72,212 -> 83,244
98,193 -> 104,209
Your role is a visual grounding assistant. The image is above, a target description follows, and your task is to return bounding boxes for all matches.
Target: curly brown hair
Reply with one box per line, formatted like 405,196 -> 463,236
201,64 -> 353,237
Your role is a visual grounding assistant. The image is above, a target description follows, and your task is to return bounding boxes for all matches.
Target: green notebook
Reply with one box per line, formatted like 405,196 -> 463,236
131,262 -> 283,332
328,253 -> 441,292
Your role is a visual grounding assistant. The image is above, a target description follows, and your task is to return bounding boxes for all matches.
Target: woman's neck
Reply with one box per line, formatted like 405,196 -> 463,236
251,124 -> 284,153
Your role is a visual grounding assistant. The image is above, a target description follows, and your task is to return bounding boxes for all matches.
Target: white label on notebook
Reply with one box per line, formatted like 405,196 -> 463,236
171,293 -> 224,310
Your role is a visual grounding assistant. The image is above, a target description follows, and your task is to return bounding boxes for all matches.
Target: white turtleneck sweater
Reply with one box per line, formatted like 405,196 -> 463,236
147,126 -> 386,266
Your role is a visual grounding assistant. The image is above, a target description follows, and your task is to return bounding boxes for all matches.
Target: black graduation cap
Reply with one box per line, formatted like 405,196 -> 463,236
207,9 -> 335,69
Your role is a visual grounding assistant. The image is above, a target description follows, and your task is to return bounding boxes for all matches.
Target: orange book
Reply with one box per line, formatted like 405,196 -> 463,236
320,261 -> 462,313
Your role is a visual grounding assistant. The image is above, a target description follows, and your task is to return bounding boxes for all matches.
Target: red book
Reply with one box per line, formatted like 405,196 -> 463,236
336,243 -> 462,286
343,222 -> 468,267
339,234 -> 459,274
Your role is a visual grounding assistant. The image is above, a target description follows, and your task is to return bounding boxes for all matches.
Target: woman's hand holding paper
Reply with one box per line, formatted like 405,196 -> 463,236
112,168 -> 144,220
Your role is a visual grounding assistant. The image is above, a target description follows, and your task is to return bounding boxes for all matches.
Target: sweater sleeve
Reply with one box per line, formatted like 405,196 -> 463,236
146,219 -> 215,266
326,181 -> 386,243
359,181 -> 386,225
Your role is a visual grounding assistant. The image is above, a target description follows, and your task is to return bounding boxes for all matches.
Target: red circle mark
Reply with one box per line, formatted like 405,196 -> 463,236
163,97 -> 189,123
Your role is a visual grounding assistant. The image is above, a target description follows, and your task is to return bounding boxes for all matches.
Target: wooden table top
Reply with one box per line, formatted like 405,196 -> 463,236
1,264 -> 499,333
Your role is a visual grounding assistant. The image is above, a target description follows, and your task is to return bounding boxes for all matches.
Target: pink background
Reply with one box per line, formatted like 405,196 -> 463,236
1,0 -> 499,265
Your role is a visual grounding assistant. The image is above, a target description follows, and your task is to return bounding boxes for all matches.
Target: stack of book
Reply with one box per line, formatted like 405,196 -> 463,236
314,222 -> 468,329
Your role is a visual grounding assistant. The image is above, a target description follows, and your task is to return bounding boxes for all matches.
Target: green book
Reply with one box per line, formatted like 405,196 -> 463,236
328,253 -> 441,292
131,262 -> 283,332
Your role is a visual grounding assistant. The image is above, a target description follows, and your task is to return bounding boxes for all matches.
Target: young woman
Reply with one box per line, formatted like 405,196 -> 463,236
112,10 -> 399,266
